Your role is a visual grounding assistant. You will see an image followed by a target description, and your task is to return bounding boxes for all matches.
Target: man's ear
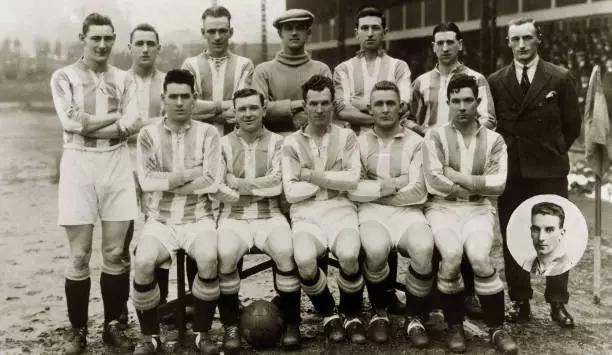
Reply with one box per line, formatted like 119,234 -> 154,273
399,101 -> 407,115
78,33 -> 85,42
229,27 -> 234,39
476,97 -> 482,106
367,103 -> 372,116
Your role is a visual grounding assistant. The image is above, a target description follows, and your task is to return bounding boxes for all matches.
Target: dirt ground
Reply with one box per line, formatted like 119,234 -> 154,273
1,109 -> 612,354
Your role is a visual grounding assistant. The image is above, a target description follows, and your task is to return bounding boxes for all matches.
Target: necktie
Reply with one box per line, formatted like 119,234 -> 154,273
520,66 -> 530,94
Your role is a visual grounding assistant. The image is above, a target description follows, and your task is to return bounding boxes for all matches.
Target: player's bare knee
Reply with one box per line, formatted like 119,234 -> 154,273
467,253 -> 492,276
67,251 -> 91,279
102,244 -> 125,265
217,241 -> 242,272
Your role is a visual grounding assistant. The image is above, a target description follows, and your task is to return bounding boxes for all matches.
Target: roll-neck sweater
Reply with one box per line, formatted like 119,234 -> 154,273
253,51 -> 331,133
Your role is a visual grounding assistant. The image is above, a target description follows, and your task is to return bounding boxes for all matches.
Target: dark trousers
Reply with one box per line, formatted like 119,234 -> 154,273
498,177 -> 569,304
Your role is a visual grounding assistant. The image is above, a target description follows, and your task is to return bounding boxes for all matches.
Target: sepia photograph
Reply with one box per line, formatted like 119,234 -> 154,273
1,0 -> 611,354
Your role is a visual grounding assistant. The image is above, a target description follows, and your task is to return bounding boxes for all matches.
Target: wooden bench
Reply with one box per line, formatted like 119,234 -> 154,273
158,248 -> 407,341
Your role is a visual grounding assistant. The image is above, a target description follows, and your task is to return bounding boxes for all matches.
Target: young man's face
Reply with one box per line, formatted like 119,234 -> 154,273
369,89 -> 401,130
279,22 -> 309,52
202,16 -> 233,55
163,83 -> 194,123
304,87 -> 333,128
129,30 -> 160,69
530,214 -> 565,256
433,31 -> 462,66
356,16 -> 385,51
448,87 -> 479,125
508,22 -> 540,65
234,94 -> 265,133
80,25 -> 115,64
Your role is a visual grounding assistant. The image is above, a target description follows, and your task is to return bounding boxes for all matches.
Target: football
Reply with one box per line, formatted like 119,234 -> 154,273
240,299 -> 284,349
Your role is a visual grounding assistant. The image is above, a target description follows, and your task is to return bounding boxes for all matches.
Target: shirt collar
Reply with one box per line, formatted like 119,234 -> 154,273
235,125 -> 267,141
514,55 -> 539,71
449,119 -> 484,134
162,116 -> 192,134
434,62 -> 464,75
299,123 -> 334,138
367,126 -> 407,139
77,56 -> 109,72
202,50 -> 232,60
355,48 -> 386,58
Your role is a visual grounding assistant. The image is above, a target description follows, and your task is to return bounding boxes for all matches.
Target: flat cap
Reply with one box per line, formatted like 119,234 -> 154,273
273,9 -> 315,29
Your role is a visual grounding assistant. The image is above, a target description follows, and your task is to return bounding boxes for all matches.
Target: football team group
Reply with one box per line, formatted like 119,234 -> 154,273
51,4 -> 581,355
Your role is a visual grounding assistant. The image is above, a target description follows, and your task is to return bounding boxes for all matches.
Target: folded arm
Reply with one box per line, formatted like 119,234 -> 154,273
301,133 -> 360,191
171,128 -> 222,195
281,142 -> 320,203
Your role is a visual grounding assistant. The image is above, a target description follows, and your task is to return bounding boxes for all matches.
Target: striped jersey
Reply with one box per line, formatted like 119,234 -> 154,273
137,119 -> 222,224
50,58 -> 138,151
348,127 -> 427,206
281,124 -> 360,204
214,128 -> 284,219
182,51 -> 254,134
334,52 -> 412,113
422,123 -> 507,198
409,64 -> 495,129
125,68 -> 166,146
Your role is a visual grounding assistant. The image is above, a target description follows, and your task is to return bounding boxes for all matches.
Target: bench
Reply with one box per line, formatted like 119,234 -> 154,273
158,248 -> 407,341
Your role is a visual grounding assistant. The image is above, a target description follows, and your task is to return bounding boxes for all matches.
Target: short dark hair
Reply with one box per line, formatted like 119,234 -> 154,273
202,5 -> 232,24
532,202 -> 565,228
355,6 -> 386,29
163,69 -> 195,94
507,17 -> 542,38
82,13 -> 114,36
233,88 -> 265,107
302,75 -> 334,102
130,23 -> 159,44
447,73 -> 478,99
370,80 -> 400,101
432,22 -> 463,41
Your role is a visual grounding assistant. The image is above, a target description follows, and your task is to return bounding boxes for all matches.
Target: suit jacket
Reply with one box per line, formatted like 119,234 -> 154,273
488,59 -> 581,179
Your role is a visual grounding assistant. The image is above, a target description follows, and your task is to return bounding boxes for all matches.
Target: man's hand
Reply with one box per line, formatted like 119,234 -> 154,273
380,178 -> 398,197
290,100 -> 304,113
443,166 -> 462,184
293,111 -> 309,130
225,173 -> 240,190
351,97 -> 369,112
300,168 -> 313,182
451,185 -> 472,199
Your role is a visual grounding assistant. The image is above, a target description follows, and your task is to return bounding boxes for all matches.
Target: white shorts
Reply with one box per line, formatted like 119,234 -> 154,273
358,203 -> 428,247
58,145 -> 138,225
218,214 -> 291,250
424,200 -> 495,243
291,196 -> 358,248
142,217 -> 217,264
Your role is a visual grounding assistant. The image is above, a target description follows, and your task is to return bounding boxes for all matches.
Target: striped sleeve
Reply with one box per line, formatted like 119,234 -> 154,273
190,126 -> 222,195
407,76 -> 426,126
333,62 -> 352,113
349,136 -> 382,202
210,139 -> 240,203
239,136 -> 283,197
137,128 -> 170,191
118,71 -> 140,128
469,134 -> 507,196
50,69 -> 89,134
475,73 -> 496,130
237,59 -> 254,90
281,137 -> 320,203
394,60 -> 412,103
310,131 -> 360,191
423,129 -> 456,196
378,141 -> 428,206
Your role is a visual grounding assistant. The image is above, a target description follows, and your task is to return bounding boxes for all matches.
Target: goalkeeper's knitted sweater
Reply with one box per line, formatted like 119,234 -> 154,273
253,51 -> 331,133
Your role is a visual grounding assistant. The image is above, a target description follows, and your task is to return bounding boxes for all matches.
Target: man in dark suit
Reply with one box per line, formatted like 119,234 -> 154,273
488,18 -> 581,328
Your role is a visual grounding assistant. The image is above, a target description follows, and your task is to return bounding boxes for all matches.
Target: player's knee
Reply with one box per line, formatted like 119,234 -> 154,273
102,244 -> 125,265
293,244 -> 317,272
194,247 -> 217,269
217,240 -> 242,269
467,252 -> 491,276
66,251 -> 91,279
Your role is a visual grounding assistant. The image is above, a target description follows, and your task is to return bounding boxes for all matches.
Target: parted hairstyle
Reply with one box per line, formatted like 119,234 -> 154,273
233,88 -> 265,107
302,75 -> 335,102
130,23 -> 159,44
432,22 -> 463,41
531,202 -> 566,228
355,6 -> 386,29
507,17 -> 543,39
370,80 -> 400,100
446,73 -> 478,99
163,69 -> 195,94
82,13 -> 114,36
202,5 -> 232,24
